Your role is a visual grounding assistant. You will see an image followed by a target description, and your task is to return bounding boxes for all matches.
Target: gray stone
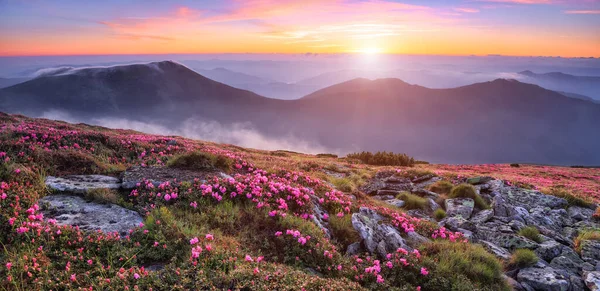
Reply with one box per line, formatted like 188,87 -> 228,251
384,199 -> 405,208
413,176 -> 441,189
504,275 -> 525,291
351,207 -> 411,257
583,271 -> 600,291
517,267 -> 570,291
476,231 -> 538,250
404,231 -> 429,248
470,209 -> 494,224
411,188 -> 440,199
445,198 -> 474,219
373,195 -> 395,201
535,240 -> 564,262
567,206 -> 594,222
311,200 -> 331,239
466,176 -> 494,185
46,175 -> 121,194
479,240 -> 512,261
40,194 -> 142,236
569,275 -> 585,291
581,240 -> 600,264
376,190 -> 400,197
346,242 -> 363,256
426,198 -> 440,212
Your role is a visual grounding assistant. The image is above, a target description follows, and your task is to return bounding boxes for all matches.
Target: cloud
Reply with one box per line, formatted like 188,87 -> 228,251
564,10 -> 600,14
39,110 -> 335,155
475,0 -> 553,3
454,8 -> 480,13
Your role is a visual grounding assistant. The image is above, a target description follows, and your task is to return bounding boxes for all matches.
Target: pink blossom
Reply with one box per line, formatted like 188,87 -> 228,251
5,262 -> 11,270
190,237 -> 199,245
134,273 -> 140,280
164,194 -> 171,201
70,274 -> 76,282
376,275 -> 385,284
205,233 -> 214,240
245,255 -> 253,262
420,267 -> 429,276
205,244 -> 212,251
274,231 -> 282,237
14,169 -> 20,174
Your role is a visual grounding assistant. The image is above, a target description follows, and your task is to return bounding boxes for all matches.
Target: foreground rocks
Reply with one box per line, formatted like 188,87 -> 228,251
352,172 -> 600,291
39,195 -> 143,236
46,175 -> 121,194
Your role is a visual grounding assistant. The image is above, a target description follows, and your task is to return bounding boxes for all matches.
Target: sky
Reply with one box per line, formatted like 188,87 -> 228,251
0,0 -> 599,57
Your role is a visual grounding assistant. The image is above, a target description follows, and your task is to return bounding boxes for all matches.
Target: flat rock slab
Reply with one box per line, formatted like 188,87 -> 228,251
40,195 -> 143,236
121,166 -> 218,189
46,175 -> 121,194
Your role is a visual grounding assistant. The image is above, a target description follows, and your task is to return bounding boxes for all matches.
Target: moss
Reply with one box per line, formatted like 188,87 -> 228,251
449,184 -> 489,209
397,192 -> 428,210
167,151 -> 232,172
508,249 -> 538,268
428,180 -> 454,195
518,226 -> 542,243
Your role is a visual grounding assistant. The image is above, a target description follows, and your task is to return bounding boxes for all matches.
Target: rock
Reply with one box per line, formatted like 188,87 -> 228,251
404,231 -> 429,248
492,195 -> 511,217
479,240 -> 512,261
40,195 -> 142,236
475,230 -> 538,250
376,190 -> 400,197
569,275 -> 585,291
351,207 -> 411,257
411,174 -> 435,183
549,248 -> 584,276
311,201 -> 331,238
583,271 -> 600,291
517,267 -> 570,291
384,199 -> 405,208
526,207 -> 571,233
385,176 -> 411,184
535,240 -> 564,262
504,188 -> 568,211
346,242 -> 363,256
166,139 -> 177,146
504,275 -> 526,290
580,240 -> 600,264
411,188 -> 440,199
373,195 -> 395,201
567,206 -> 594,222
445,198 -> 474,219
413,176 -> 441,189
441,216 -> 475,232
45,175 -> 121,194
360,179 -> 386,195
382,183 -> 413,192
426,198 -> 440,212
467,176 -> 494,185
470,209 -> 494,224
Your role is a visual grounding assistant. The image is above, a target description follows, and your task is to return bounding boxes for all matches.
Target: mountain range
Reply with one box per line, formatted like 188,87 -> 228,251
518,70 -> 600,101
1,61 -> 599,165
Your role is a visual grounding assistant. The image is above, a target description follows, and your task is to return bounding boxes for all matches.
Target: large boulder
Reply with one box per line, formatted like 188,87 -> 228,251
567,206 -> 594,222
580,240 -> 600,264
445,198 -> 474,219
40,195 -> 142,236
352,207 -> 411,257
517,267 -> 570,291
535,240 -> 564,262
467,176 -> 494,185
46,175 -> 121,194
470,209 -> 494,224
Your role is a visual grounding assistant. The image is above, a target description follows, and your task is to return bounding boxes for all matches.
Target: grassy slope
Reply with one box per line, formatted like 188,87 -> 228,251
1,112 -> 570,290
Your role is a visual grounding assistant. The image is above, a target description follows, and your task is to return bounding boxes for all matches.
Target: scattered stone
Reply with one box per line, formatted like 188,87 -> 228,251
580,240 -> 600,264
517,267 -> 570,291
470,209 -> 494,224
352,207 -> 411,257
411,174 -> 434,183
583,271 -> 600,291
535,240 -> 564,262
45,175 -> 121,194
568,206 -> 594,222
40,195 -> 142,236
479,240 -> 512,261
445,198 -> 474,219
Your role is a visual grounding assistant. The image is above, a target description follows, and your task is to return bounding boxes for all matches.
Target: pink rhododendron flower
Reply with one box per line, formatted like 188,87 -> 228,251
205,233 -> 214,240
245,255 -> 253,262
5,262 -> 11,270
420,267 -> 429,276
190,237 -> 199,245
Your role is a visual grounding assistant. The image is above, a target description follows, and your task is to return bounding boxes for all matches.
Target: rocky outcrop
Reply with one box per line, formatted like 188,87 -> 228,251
40,195 -> 143,236
46,175 -> 121,194
351,207 -> 411,257
583,271 -> 600,291
444,198 -> 474,219
517,267 -> 570,291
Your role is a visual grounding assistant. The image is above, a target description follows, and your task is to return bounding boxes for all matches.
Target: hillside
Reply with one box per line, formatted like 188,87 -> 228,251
518,70 -> 600,101
1,113 -> 599,290
1,62 -> 600,165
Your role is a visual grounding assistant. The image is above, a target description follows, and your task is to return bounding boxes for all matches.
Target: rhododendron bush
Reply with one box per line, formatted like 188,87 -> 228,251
1,113 -> 505,290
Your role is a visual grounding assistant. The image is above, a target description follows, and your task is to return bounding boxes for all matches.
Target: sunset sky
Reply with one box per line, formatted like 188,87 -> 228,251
0,0 -> 599,57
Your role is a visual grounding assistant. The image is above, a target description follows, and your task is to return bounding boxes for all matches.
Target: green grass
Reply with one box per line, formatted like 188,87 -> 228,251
433,208 -> 447,220
167,151 -> 233,172
428,180 -> 454,195
396,192 -> 429,210
328,214 -> 361,251
518,226 -> 542,243
84,188 -> 119,204
574,230 -> 600,253
544,187 -> 595,209
421,241 -> 510,291
508,249 -> 538,268
449,184 -> 490,210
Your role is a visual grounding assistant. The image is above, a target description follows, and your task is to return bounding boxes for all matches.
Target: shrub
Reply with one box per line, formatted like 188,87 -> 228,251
433,209 -> 447,220
510,163 -> 520,168
167,151 -> 232,172
397,192 -> 428,210
544,188 -> 595,209
428,180 -> 453,195
574,230 -> 600,253
518,226 -> 542,243
346,151 -> 415,166
420,241 -> 509,291
328,214 -> 361,251
508,249 -> 538,268
316,153 -> 338,158
449,184 -> 489,209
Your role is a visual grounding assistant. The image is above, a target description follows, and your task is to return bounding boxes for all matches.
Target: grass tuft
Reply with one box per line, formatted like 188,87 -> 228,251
397,192 -> 429,210
544,187 -> 595,209
433,208 -> 447,220
508,249 -> 538,268
574,230 -> 600,253
449,184 -> 489,210
428,180 -> 454,195
167,151 -> 232,172
518,226 -> 542,243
